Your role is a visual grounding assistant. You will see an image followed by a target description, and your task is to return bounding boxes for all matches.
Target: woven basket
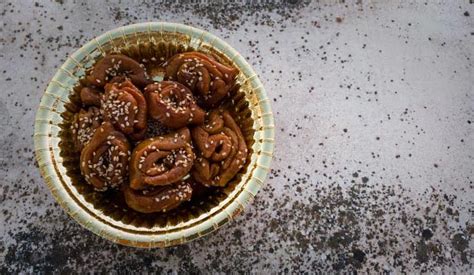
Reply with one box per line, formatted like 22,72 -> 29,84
34,22 -> 274,248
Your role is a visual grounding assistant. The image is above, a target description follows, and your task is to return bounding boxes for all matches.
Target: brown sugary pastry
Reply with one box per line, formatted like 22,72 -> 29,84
191,109 -> 248,187
129,128 -> 195,190
80,87 -> 102,107
71,106 -> 102,151
87,54 -> 150,88
101,79 -> 147,141
165,52 -> 238,107
144,81 -> 205,128
123,180 -> 193,213
80,122 -> 131,191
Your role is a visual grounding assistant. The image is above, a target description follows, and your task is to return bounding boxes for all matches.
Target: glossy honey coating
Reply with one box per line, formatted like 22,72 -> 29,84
70,51 -> 247,214
101,79 -> 147,141
123,180 -> 193,213
191,109 -> 248,187
87,54 -> 150,88
129,128 -> 195,190
145,81 -> 205,129
80,122 -> 131,191
165,52 -> 238,107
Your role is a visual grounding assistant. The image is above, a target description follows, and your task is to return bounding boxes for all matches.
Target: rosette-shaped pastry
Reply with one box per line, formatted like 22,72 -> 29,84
191,109 -> 248,187
71,106 -> 102,151
123,180 -> 193,213
165,52 -> 238,107
87,54 -> 150,88
129,128 -> 195,190
101,79 -> 147,140
80,122 -> 131,191
144,81 -> 205,128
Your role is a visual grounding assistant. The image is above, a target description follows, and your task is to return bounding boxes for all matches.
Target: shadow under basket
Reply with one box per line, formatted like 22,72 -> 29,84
35,23 -> 274,247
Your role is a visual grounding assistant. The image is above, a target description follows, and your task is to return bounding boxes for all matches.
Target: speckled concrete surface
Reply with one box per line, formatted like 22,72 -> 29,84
1,0 -> 473,273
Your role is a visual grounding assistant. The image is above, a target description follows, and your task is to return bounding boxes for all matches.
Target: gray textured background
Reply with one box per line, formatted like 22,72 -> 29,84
1,0 -> 473,273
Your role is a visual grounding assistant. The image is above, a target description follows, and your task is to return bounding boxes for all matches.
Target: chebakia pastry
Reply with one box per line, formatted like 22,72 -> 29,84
165,52 -> 238,107
129,128 -> 195,190
102,79 -> 147,140
87,54 -> 150,88
69,50 -> 248,213
123,180 -> 193,213
80,122 -> 131,191
144,81 -> 205,128
191,109 -> 248,187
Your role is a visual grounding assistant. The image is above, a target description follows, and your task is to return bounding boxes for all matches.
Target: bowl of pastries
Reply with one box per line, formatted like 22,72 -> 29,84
34,22 -> 274,247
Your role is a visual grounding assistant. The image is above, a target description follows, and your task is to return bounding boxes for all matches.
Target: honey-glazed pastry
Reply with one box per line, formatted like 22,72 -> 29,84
165,52 -> 238,107
80,122 -> 131,191
123,180 -> 193,213
71,106 -> 102,151
80,87 -> 102,107
144,81 -> 205,128
191,109 -> 248,187
129,128 -> 195,190
101,79 -> 147,140
87,54 -> 150,88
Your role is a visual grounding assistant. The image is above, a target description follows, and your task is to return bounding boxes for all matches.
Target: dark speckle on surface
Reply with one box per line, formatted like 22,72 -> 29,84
0,0 -> 473,273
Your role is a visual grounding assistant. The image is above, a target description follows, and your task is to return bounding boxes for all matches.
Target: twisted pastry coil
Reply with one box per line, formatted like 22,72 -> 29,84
101,79 -> 147,140
191,109 -> 248,187
87,54 -> 150,88
123,180 -> 193,213
80,122 -> 131,191
129,128 -> 195,190
71,106 -> 102,152
165,52 -> 238,107
145,81 -> 205,129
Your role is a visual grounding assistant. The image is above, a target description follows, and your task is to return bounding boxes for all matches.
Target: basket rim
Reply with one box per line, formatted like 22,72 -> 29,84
34,22 -> 274,248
